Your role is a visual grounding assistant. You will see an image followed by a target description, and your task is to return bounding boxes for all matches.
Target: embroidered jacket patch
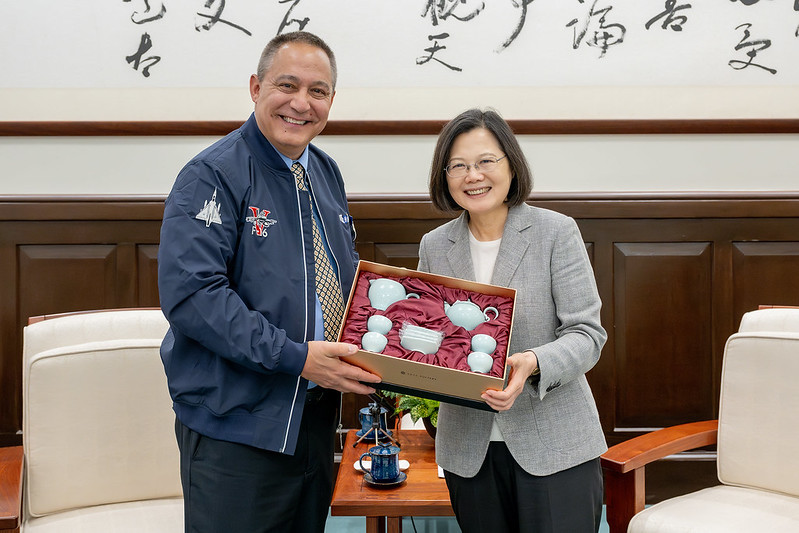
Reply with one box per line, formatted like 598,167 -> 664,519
195,188 -> 222,227
246,206 -> 277,237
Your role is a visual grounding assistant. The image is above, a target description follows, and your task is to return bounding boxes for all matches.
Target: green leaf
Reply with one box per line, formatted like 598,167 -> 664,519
375,391 -> 439,425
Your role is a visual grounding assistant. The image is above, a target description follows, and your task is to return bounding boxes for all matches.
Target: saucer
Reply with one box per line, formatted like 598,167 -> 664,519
364,471 -> 407,488
354,459 -> 410,473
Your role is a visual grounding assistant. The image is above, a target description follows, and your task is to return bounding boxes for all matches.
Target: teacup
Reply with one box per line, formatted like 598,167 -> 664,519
400,334 -> 441,355
368,278 -> 420,311
402,324 -> 441,339
399,325 -> 443,355
471,334 -> 497,355
359,444 -> 401,483
467,351 -> 494,373
367,315 -> 393,335
361,332 -> 388,353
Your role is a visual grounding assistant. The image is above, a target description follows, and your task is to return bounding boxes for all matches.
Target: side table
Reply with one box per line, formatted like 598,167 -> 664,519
331,429 -> 454,533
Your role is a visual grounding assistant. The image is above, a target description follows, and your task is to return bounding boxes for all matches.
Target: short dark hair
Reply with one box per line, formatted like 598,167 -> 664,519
428,108 -> 533,213
257,31 -> 337,90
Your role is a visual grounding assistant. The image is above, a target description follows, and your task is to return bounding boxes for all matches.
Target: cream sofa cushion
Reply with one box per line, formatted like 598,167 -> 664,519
628,485 -> 799,533
22,309 -> 182,531
23,499 -> 183,533
716,333 -> 799,497
738,307 -> 799,334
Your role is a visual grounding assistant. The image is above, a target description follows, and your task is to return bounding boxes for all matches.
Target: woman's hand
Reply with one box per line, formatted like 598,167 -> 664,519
481,350 -> 539,411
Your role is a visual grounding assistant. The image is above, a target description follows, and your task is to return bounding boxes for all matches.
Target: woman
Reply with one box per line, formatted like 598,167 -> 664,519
418,108 -> 607,533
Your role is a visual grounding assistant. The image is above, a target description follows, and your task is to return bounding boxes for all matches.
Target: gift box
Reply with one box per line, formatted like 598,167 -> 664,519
338,260 -> 516,411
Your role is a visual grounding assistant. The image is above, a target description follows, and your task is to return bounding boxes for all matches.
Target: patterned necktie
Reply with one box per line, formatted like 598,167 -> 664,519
293,162 -> 346,342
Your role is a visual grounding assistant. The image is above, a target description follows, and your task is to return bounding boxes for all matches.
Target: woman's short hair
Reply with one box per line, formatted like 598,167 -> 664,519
257,31 -> 337,90
428,108 -> 532,213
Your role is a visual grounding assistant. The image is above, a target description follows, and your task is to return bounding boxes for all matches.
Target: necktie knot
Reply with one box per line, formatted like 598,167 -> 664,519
292,162 -> 306,191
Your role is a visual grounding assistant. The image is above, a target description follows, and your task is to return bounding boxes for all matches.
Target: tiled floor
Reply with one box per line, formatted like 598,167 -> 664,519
325,508 -> 610,532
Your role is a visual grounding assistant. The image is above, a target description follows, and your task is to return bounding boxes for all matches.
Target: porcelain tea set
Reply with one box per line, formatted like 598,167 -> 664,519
360,277 -> 503,373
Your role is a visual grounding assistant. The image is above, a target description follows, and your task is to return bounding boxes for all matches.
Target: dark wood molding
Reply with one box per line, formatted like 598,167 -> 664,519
2,119 -> 799,137
3,192 -> 799,221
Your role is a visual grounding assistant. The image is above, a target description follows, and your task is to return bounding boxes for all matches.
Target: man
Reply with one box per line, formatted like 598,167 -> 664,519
158,31 -> 380,533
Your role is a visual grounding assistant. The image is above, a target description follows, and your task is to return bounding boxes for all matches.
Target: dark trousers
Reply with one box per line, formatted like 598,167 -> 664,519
444,441 -> 603,533
175,388 -> 340,533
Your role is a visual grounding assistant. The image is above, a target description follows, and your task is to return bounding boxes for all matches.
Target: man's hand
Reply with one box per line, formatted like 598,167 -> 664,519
481,350 -> 539,411
301,341 -> 381,395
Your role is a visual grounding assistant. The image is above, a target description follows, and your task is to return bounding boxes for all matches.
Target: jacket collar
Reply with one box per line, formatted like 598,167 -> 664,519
445,204 -> 532,286
240,113 -> 295,176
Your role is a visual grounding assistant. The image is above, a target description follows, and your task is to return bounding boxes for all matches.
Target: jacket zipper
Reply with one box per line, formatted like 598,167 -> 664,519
280,169 -> 309,454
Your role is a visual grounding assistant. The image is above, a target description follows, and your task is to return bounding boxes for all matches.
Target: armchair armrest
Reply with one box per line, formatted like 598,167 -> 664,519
0,446 -> 23,533
600,420 -> 718,533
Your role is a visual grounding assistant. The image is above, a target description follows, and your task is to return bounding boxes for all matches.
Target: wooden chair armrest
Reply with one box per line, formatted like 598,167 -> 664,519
600,420 -> 718,533
0,446 -> 23,533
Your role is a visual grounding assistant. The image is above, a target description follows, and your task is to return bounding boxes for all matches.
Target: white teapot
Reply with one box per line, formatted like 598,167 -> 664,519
444,299 -> 499,331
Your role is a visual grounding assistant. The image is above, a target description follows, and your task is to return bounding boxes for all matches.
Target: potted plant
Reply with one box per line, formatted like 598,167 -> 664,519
380,390 -> 439,439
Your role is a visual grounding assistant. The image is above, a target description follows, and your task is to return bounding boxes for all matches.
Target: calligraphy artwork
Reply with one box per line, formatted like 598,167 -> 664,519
1,1 -> 796,88
729,23 -> 777,75
566,0 -> 626,58
646,1 -> 692,32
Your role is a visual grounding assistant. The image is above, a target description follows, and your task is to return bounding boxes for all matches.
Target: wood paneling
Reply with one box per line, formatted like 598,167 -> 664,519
732,242 -> 799,320
2,194 -> 799,465
137,245 -> 160,307
613,243 -> 713,430
17,245 -> 118,323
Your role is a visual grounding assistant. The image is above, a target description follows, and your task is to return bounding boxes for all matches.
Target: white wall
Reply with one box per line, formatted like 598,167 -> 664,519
3,1 -> 797,196
1,133 -> 797,195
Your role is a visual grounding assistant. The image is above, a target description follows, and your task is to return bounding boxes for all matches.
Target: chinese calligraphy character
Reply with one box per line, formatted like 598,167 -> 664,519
497,0 -> 536,52
728,23 -> 777,74
422,0 -> 485,26
125,32 -> 161,77
277,0 -> 310,34
123,0 -> 166,25
195,0 -> 252,36
566,0 -> 626,58
645,1 -> 691,32
416,33 -> 462,71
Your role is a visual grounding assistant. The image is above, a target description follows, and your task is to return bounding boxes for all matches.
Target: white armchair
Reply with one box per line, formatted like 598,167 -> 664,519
601,307 -> 799,533
0,309 -> 182,533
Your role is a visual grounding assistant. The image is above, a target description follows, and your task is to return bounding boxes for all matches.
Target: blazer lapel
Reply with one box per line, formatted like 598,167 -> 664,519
492,205 -> 532,287
446,213 -> 474,280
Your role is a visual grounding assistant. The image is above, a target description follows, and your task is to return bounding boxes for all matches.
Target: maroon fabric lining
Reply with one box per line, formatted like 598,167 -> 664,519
340,271 -> 514,377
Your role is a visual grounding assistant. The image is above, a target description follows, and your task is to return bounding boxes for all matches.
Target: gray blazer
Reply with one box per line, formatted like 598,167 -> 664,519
418,203 -> 608,477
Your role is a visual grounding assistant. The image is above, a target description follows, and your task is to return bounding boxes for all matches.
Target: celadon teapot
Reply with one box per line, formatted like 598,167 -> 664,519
368,278 -> 420,311
444,299 -> 499,331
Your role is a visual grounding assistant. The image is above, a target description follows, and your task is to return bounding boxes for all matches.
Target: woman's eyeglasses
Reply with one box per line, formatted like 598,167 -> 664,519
445,155 -> 507,179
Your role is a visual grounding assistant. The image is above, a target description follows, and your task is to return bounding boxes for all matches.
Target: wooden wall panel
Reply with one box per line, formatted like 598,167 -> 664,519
17,245 -> 118,326
732,242 -> 799,320
2,194 -> 799,457
613,243 -> 714,430
137,245 -> 160,307
374,243 -> 421,270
